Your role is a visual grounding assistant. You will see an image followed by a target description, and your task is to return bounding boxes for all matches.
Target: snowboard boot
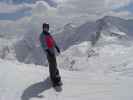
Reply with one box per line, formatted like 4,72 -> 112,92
52,76 -> 62,87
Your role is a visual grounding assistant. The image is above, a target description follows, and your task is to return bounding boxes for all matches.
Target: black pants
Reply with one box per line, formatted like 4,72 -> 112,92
46,53 -> 61,84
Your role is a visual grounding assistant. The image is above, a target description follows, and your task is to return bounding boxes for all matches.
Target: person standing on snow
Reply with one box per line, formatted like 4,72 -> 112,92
40,23 -> 62,87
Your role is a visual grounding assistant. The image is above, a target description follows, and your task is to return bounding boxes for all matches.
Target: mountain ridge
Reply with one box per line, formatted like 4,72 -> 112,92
1,16 -> 133,65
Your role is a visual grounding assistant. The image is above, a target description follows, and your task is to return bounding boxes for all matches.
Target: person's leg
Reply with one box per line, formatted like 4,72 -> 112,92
47,54 -> 61,84
52,55 -> 61,84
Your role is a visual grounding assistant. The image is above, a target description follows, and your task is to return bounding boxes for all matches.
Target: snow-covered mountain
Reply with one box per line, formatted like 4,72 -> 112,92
1,16 -> 133,65
55,16 -> 132,50
96,16 -> 133,37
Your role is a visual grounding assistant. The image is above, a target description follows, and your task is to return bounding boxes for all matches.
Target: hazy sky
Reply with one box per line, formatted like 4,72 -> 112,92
0,0 -> 133,35
0,0 -> 132,20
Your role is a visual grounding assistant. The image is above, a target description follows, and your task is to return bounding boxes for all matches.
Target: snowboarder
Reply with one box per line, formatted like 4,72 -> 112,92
40,23 -> 62,87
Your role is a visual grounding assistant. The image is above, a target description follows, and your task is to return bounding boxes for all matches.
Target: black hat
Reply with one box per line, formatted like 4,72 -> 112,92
43,23 -> 49,29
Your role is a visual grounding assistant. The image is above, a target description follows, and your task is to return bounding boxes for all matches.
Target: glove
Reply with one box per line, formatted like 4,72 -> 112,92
55,46 -> 60,54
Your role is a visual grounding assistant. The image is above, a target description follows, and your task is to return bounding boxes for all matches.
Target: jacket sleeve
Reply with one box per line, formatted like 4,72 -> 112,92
52,36 -> 60,53
40,33 -> 48,50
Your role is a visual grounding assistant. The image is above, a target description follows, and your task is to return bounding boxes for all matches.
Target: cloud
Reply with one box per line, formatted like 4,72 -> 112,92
58,0 -> 106,13
106,10 -> 131,18
105,0 -> 131,9
0,1 -> 55,37
0,3 -> 32,13
0,0 -> 132,20
0,0 -> 133,37
0,1 -> 52,14
24,0 -> 109,31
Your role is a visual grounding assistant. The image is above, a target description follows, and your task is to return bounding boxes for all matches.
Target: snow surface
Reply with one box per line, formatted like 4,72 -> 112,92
0,58 -> 133,100
1,37 -> 133,100
1,16 -> 133,100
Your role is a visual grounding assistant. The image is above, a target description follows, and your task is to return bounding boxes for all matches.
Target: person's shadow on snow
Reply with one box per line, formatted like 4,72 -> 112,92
21,77 -> 62,100
21,77 -> 52,100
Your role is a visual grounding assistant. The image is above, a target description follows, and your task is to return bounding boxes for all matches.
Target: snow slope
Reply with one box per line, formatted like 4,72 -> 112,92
1,35 -> 133,100
0,59 -> 133,100
57,36 -> 133,73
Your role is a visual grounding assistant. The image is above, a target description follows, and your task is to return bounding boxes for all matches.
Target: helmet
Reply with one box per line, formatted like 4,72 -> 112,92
43,23 -> 49,29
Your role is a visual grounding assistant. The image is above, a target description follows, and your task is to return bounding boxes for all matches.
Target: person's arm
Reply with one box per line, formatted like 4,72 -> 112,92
50,33 -> 61,54
55,44 -> 60,54
39,33 -> 48,50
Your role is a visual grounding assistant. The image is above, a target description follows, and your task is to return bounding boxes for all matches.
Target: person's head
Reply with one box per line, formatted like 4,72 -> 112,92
43,23 -> 49,32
